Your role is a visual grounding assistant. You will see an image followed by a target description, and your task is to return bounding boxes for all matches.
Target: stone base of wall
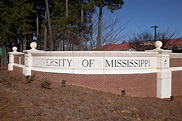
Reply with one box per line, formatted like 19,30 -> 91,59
172,71 -> 182,96
32,70 -> 157,98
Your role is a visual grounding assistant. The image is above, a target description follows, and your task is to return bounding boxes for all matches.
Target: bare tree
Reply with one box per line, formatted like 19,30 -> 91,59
94,0 -> 124,48
87,14 -> 127,50
127,32 -> 154,51
157,29 -> 180,48
128,29 -> 180,51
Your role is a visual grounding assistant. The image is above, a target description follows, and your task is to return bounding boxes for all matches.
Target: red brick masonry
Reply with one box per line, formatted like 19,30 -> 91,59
31,70 -> 157,98
172,70 -> 182,96
170,58 -> 182,96
170,58 -> 182,67
14,55 -> 24,65
13,66 -> 23,74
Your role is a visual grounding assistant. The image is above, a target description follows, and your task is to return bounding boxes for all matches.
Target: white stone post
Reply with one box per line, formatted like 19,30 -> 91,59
23,42 -> 37,76
153,41 -> 172,98
8,46 -> 18,70
8,53 -> 14,70
23,53 -> 32,76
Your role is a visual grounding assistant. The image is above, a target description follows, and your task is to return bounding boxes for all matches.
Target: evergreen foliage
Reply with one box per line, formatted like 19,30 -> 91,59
0,0 -> 124,52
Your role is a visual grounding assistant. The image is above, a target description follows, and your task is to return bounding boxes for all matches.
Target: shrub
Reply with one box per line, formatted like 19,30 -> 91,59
26,75 -> 35,83
41,79 -> 51,89
61,80 -> 66,87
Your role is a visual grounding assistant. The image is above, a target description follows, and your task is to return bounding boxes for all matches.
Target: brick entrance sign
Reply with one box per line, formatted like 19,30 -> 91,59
8,41 -> 182,98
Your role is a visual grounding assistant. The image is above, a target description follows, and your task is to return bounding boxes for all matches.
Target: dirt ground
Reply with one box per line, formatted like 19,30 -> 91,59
0,68 -> 182,121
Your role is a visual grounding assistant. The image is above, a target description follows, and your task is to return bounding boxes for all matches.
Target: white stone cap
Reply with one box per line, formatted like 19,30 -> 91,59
30,42 -> 37,50
155,41 -> 162,50
23,42 -> 44,53
12,46 -> 17,52
9,46 -> 23,55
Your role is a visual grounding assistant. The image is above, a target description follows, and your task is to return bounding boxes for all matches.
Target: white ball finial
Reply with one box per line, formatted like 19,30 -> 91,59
12,46 -> 17,52
30,42 -> 37,50
155,41 -> 162,49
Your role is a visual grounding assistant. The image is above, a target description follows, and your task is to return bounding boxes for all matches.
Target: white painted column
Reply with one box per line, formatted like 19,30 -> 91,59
23,42 -> 37,76
8,47 -> 18,70
8,53 -> 14,70
23,53 -> 32,76
153,41 -> 172,98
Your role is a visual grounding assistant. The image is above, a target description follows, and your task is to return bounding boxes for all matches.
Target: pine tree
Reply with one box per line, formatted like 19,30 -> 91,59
10,0 -> 36,51
50,0 -> 94,51
0,0 -> 15,67
94,0 -> 124,48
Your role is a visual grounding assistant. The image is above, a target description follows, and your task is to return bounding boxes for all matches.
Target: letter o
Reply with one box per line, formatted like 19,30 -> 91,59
82,59 -> 89,67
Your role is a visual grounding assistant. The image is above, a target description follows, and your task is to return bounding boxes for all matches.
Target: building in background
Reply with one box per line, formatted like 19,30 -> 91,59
100,38 -> 182,52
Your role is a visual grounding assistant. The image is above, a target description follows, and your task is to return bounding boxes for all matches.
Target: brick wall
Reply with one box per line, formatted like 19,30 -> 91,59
171,71 -> 182,96
14,55 -> 24,65
170,58 -> 182,67
11,55 -> 156,98
13,66 -> 23,74
14,56 -> 19,64
32,71 -> 157,98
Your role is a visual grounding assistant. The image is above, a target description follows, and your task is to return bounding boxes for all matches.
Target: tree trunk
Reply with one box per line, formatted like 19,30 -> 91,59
64,0 -> 68,51
1,44 -> 7,67
80,2 -> 84,51
44,25 -> 47,51
45,0 -> 53,50
97,6 -> 103,48
23,36 -> 26,50
44,11 -> 47,51
62,39 -> 65,51
0,52 -> 3,67
66,0 -> 68,17
20,39 -> 23,52
36,14 -> 39,40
